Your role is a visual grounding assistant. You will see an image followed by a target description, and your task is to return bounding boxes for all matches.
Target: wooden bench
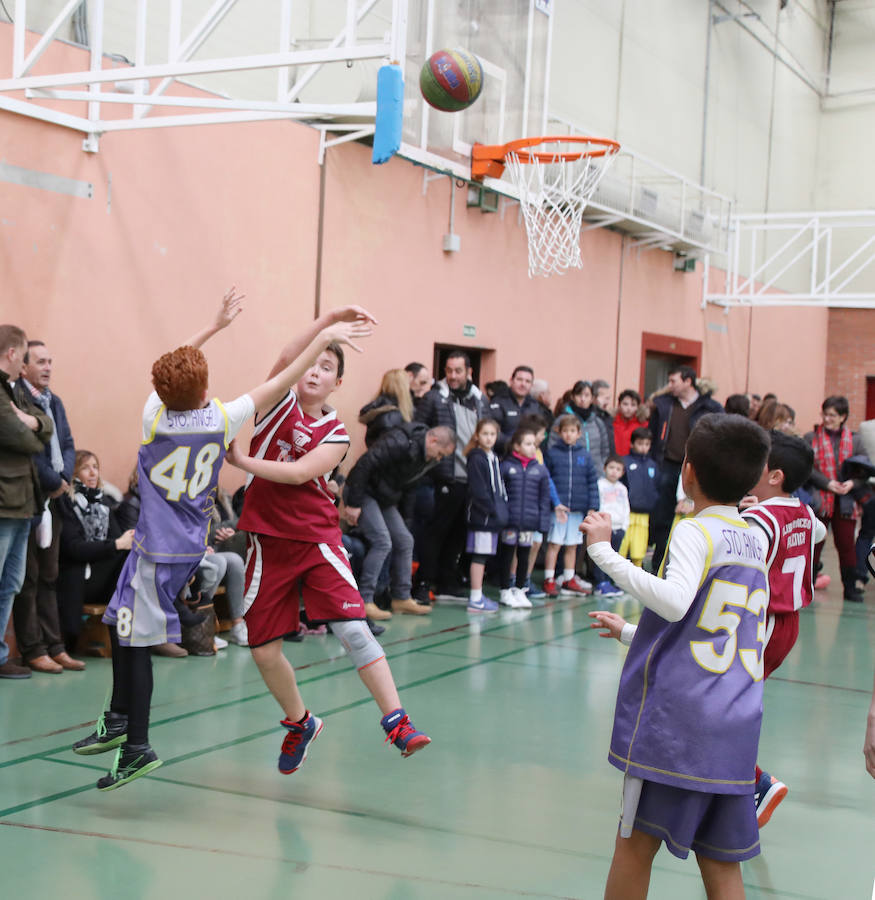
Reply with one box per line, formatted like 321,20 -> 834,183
77,603 -> 111,658
74,584 -> 231,659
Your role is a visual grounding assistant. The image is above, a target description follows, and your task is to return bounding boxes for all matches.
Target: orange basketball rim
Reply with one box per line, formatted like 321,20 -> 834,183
471,135 -> 620,181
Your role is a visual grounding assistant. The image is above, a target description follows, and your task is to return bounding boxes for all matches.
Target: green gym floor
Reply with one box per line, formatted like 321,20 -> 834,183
2,551 -> 873,900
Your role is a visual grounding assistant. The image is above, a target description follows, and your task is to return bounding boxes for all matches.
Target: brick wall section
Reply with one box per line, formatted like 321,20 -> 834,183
825,309 -> 875,428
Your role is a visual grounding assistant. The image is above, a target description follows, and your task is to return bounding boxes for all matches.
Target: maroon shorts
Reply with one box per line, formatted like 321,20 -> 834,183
243,533 -> 365,648
763,611 -> 800,679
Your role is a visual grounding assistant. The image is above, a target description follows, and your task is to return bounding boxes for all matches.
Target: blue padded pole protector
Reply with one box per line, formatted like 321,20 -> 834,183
372,63 -> 404,164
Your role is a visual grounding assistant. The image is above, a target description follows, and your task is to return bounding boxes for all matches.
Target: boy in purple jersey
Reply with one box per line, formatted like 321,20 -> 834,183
582,414 -> 770,900
71,290 -> 371,790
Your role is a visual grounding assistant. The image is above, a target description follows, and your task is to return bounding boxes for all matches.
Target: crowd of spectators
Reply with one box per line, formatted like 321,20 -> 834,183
2,320 -> 874,682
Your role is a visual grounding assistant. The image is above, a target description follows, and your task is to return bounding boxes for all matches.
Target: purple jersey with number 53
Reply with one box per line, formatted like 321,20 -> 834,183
609,513 -> 768,795
133,397 -> 232,563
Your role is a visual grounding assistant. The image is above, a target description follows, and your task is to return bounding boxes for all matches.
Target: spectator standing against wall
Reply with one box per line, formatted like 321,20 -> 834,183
413,350 -> 487,602
488,365 -> 542,452
12,341 -> 83,673
647,366 -> 723,573
613,389 -> 642,456
0,325 -> 53,680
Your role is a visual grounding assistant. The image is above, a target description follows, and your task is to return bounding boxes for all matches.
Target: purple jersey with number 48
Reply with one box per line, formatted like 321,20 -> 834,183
133,397 -> 232,563
609,513 -> 768,795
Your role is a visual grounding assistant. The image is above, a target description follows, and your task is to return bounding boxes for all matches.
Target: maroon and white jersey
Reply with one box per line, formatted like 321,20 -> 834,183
237,389 -> 349,543
742,497 -> 820,614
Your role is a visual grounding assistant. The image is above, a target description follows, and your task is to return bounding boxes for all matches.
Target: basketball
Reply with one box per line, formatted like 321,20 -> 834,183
419,48 -> 484,112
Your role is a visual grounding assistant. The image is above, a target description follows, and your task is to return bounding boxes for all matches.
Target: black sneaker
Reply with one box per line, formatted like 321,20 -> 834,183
412,582 -> 433,606
73,711 -> 128,755
433,582 -> 467,601
97,743 -> 163,790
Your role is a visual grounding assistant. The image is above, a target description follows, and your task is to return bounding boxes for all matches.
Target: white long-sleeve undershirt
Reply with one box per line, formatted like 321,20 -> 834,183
587,506 -> 755,644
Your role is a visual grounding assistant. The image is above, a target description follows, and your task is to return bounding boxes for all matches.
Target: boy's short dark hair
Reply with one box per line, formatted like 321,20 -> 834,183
509,426 -> 537,448
518,413 -> 548,432
822,395 -> 849,418
605,454 -> 625,469
556,414 -> 581,432
767,430 -> 814,494
685,414 -> 770,504
325,341 -> 345,379
618,389 -> 641,405
724,393 -> 750,417
630,427 -> 652,443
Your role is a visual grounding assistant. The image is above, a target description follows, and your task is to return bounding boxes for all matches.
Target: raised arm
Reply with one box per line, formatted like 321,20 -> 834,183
247,318 -> 373,414
182,287 -> 245,350
582,511 -> 707,621
266,305 -> 378,379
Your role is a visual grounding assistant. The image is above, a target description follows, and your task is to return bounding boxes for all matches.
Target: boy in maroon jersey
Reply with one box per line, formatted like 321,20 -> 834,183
739,430 -> 825,825
229,308 -> 431,775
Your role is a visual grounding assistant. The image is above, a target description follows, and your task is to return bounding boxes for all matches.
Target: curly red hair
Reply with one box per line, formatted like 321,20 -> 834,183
151,345 -> 209,411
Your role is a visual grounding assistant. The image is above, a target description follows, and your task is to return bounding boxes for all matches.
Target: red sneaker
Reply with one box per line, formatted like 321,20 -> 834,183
560,575 -> 592,595
814,573 -> 831,591
542,578 -> 559,598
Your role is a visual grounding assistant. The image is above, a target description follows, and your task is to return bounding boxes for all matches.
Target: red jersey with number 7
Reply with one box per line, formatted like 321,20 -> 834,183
741,497 -> 818,614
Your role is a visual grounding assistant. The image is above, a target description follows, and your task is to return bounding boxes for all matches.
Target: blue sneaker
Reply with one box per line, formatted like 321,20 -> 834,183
381,708 -> 431,758
278,712 -> 323,774
525,578 -> 547,600
467,595 -> 499,613
755,770 -> 787,827
596,581 -> 621,598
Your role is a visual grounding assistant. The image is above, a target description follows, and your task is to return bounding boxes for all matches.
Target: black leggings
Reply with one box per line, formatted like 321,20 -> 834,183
109,626 -> 154,746
497,542 -> 531,590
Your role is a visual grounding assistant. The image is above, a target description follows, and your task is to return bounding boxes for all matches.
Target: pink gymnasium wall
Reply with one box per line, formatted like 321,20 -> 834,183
1,27 -> 828,490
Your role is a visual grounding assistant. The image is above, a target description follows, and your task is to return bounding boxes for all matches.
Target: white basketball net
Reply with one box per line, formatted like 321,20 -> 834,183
504,141 -> 618,278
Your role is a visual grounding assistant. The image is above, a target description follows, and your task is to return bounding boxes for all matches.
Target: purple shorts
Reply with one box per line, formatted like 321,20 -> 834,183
629,779 -> 760,863
466,530 -> 498,555
103,551 -> 199,647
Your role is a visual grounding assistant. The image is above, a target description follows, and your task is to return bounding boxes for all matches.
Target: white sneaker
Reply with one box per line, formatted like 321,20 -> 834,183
214,636 -> 229,651
499,589 -> 516,606
227,621 -> 249,646
510,587 -> 532,609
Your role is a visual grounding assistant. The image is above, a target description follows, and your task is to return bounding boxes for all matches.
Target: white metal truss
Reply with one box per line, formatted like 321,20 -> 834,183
703,211 -> 875,309
0,0 -> 407,152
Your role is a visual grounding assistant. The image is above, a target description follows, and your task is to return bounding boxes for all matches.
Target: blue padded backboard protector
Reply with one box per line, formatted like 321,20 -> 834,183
372,63 -> 403,164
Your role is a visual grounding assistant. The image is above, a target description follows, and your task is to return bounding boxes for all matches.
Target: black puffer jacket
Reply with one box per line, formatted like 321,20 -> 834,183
358,393 -> 405,447
415,380 -> 486,483
344,422 -> 437,508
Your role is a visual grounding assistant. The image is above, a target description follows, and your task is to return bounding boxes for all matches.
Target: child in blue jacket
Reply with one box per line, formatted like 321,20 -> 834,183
620,427 -> 660,567
498,426 -> 554,609
465,419 -> 508,613
542,414 -> 600,598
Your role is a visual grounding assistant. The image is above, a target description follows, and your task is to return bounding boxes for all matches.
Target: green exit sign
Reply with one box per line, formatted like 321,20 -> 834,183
462,324 -> 476,338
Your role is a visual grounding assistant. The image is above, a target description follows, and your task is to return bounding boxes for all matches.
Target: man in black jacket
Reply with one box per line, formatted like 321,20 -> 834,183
647,365 -> 724,572
488,365 -> 542,452
344,423 -> 454,616
0,325 -> 53,680
413,350 -> 487,601
13,341 -> 83,673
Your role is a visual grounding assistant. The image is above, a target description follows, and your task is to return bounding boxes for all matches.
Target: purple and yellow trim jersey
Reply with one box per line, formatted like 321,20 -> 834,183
609,512 -> 768,794
133,392 -> 253,563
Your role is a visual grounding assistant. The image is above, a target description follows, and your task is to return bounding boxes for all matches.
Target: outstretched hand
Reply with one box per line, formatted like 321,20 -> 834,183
323,318 -> 375,354
215,287 -> 245,330
329,304 -> 379,327
588,610 -> 628,641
